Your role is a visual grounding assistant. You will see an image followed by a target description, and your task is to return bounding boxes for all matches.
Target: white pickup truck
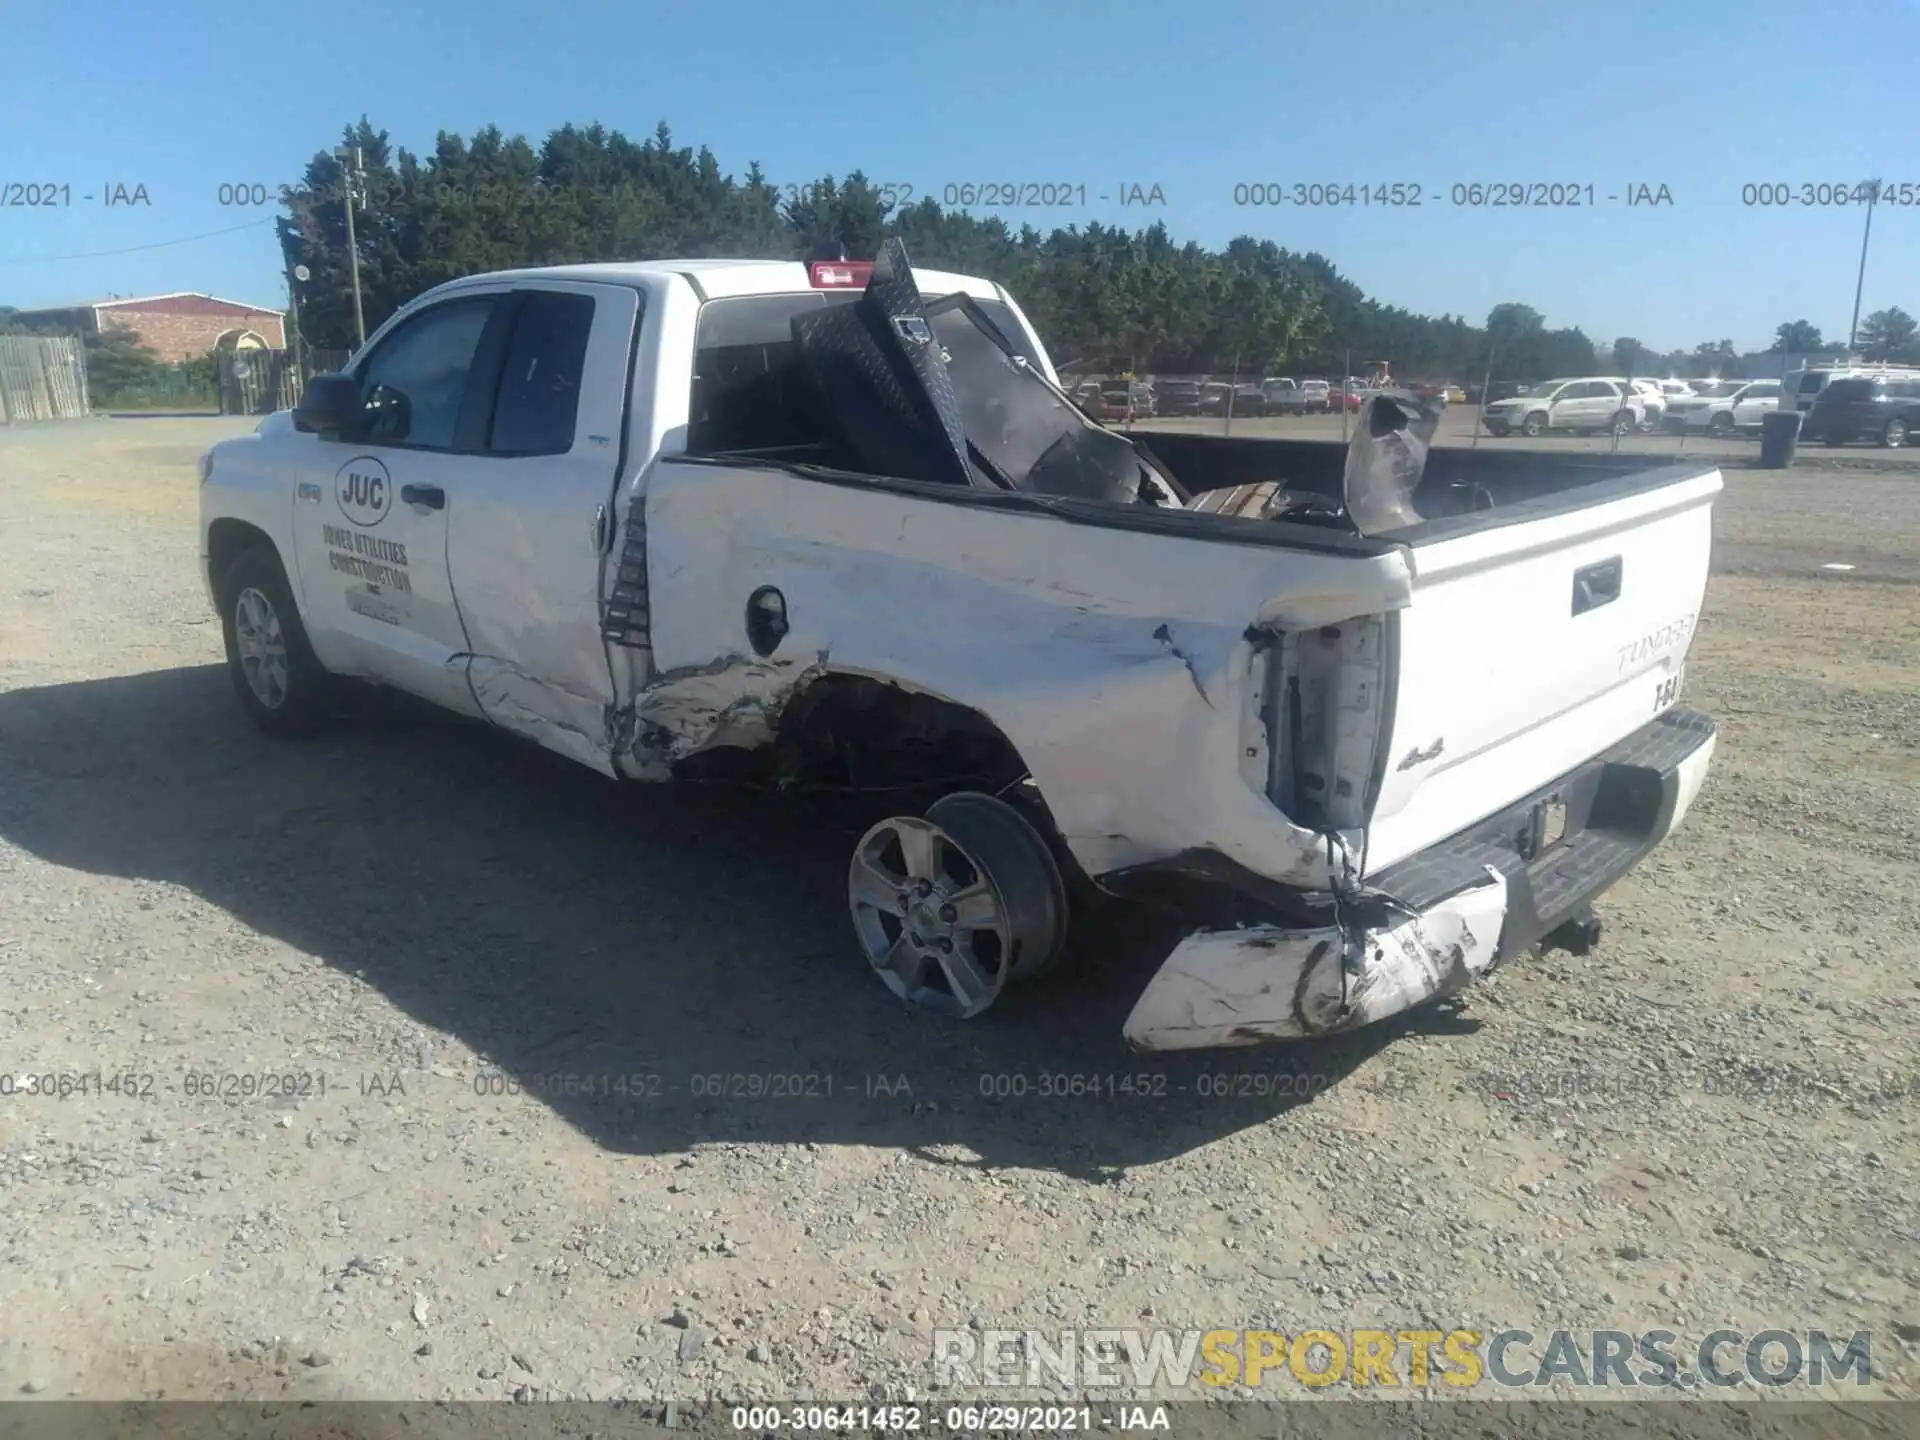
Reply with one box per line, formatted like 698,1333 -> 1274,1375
199,241 -> 1720,1051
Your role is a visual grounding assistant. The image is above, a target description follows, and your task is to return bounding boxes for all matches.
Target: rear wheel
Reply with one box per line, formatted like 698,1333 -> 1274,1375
1885,418 -> 1908,449
847,791 -> 1068,1019
1609,410 -> 1636,437
218,546 -> 335,737
1522,411 -> 1549,438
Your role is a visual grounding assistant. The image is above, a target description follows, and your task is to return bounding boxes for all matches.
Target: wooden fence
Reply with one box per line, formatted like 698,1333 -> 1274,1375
218,348 -> 298,416
0,335 -> 91,423
216,346 -> 356,416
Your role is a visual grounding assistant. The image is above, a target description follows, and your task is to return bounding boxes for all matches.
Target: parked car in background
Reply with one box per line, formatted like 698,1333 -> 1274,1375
1156,378 -> 1204,416
1661,379 -> 1744,431
1784,361 -> 1920,416
1806,374 -> 1920,448
1687,379 -> 1781,436
1329,382 -> 1368,412
1093,382 -> 1136,421
1262,377 -> 1302,411
1652,379 -> 1695,413
1273,378 -> 1331,413
1198,381 -> 1233,416
1481,378 -> 1642,437
1622,379 -> 1668,430
1131,380 -> 1157,418
1232,384 -> 1268,416
1070,380 -> 1102,417
1472,380 -> 1534,407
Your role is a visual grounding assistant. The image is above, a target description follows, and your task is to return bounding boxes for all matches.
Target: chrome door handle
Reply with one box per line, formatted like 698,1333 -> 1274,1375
591,503 -> 609,554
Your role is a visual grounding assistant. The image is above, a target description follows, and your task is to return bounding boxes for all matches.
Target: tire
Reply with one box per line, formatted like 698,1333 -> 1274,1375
1709,413 -> 1735,437
1608,410 -> 1635,437
217,545 -> 335,738
1823,429 -> 1846,448
1885,418 -> 1908,449
1487,423 -> 1510,438
1522,411 -> 1549,438
847,790 -> 1069,1019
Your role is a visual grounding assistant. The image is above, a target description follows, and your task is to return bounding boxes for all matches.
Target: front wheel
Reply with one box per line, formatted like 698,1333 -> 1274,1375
847,791 -> 1069,1019
218,546 -> 335,738
1521,411 -> 1549,438
1885,418 -> 1908,449
1709,412 -> 1735,436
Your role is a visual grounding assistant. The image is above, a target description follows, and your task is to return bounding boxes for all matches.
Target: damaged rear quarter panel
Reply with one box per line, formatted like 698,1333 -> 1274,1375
635,460 -> 1414,885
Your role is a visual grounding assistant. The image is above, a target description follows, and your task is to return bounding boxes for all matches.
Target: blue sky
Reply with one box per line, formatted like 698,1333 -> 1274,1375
2,0 -> 1913,354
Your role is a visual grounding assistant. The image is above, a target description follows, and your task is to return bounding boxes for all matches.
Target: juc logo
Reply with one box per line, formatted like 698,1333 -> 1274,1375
335,457 -> 392,528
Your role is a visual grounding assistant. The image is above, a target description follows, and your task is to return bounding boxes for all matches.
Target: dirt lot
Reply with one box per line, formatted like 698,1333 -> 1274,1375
1,417 -> 1917,1416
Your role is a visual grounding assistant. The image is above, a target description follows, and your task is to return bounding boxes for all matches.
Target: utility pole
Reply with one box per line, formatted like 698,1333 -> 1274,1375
1847,179 -> 1882,356
335,146 -> 368,350
1472,346 -> 1495,448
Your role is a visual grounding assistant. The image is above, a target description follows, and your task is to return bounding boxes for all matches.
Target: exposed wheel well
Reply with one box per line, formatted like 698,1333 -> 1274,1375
207,519 -> 282,600
770,672 -> 1098,902
774,674 -> 1029,796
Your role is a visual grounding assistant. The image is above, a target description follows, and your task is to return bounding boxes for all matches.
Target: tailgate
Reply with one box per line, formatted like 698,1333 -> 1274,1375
1360,467 -> 1721,873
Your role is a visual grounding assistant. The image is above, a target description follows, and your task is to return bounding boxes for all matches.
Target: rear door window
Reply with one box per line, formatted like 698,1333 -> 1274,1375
487,291 -> 596,456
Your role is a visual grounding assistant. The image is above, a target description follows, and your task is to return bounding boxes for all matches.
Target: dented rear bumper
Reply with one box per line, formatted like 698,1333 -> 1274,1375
1123,708 -> 1717,1050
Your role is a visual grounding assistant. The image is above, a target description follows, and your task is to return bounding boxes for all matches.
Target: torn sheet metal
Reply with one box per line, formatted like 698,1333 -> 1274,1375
627,650 -> 832,766
1122,867 -> 1508,1050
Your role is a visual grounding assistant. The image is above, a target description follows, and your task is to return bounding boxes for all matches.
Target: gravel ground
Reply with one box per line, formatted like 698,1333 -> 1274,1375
0,417 -> 1916,1418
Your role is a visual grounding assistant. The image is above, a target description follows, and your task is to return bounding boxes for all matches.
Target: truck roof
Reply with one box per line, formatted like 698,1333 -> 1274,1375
431,258 -> 1010,304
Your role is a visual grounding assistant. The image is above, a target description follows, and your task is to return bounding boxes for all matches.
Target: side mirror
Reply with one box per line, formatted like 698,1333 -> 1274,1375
293,373 -> 363,437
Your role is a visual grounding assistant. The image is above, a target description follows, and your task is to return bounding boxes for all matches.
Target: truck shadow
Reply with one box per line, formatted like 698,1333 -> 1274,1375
0,666 -> 1470,1178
